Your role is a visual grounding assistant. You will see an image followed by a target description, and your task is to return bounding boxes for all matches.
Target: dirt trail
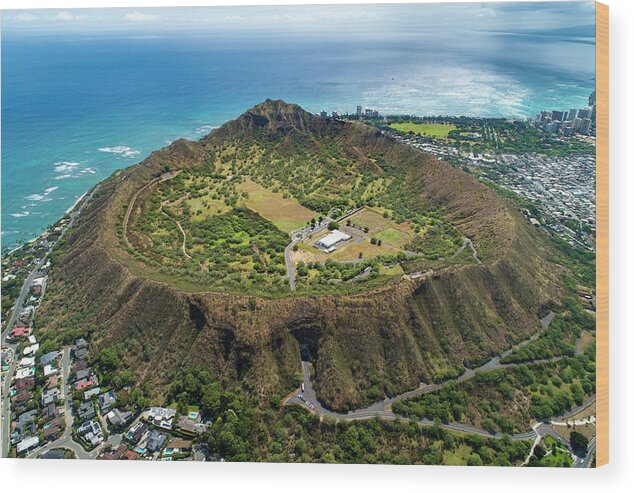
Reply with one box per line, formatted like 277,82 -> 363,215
160,205 -> 192,260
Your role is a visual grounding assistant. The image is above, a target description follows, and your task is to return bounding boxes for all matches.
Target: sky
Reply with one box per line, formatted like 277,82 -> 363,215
1,1 -> 596,38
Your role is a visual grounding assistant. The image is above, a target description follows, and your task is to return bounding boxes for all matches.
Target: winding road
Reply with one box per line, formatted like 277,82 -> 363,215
452,237 -> 482,264
284,311 -> 593,449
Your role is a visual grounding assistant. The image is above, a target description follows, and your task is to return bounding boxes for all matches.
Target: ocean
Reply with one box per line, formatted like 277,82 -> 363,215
1,5 -> 596,250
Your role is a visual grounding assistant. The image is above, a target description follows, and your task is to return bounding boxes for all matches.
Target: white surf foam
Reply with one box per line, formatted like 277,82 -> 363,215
195,125 -> 219,134
98,146 -> 140,158
54,161 -> 80,173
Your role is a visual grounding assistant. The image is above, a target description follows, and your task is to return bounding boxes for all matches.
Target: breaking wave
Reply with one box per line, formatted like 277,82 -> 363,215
98,146 -> 141,158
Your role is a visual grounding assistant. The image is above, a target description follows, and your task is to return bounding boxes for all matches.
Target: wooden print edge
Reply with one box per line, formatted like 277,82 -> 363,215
595,0 -> 609,468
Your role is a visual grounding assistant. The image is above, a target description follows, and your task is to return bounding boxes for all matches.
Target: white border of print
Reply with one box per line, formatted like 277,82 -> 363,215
1,1 -> 632,492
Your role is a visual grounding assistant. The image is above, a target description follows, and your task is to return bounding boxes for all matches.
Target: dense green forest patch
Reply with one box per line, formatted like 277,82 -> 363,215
393,349 -> 596,434
164,366 -> 530,465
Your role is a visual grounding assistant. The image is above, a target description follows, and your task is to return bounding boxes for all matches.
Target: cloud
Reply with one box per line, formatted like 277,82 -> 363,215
55,11 -> 85,21
14,13 -> 39,22
124,12 -> 159,22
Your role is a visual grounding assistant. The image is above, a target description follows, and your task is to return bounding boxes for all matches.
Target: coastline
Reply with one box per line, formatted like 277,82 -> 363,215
3,186 -> 94,256
66,190 -> 90,214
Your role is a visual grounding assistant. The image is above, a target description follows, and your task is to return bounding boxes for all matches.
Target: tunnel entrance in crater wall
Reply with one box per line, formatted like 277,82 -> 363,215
289,323 -> 321,363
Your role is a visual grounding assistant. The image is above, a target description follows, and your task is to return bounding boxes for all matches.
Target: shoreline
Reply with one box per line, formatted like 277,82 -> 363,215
1,125 -> 215,254
3,187 -> 93,257
66,190 -> 89,214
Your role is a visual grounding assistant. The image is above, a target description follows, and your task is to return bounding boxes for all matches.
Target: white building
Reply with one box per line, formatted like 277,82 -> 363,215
17,436 -> 39,455
23,344 -> 39,356
316,229 -> 351,253
15,367 -> 35,380
19,357 -> 35,368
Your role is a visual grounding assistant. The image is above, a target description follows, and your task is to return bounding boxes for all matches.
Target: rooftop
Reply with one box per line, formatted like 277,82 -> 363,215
316,229 -> 351,249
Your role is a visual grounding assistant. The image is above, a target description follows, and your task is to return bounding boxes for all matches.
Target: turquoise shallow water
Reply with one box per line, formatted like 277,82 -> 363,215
1,5 -> 595,250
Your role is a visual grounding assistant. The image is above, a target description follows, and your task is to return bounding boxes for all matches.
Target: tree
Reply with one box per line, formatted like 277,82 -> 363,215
570,431 -> 588,456
328,221 -> 340,231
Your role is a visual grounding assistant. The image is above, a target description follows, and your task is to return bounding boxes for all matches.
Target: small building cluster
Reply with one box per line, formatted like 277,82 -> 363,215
533,91 -> 597,137
315,229 -> 351,253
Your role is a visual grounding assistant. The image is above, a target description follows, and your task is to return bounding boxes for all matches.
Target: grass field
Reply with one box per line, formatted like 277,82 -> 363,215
346,208 -> 416,246
236,177 -> 318,233
347,208 -> 394,232
185,195 -> 231,220
374,227 -> 410,247
330,240 -> 398,262
389,122 -> 457,141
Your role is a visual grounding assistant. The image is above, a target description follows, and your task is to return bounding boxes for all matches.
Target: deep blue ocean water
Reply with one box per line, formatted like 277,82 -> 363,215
1,14 -> 595,249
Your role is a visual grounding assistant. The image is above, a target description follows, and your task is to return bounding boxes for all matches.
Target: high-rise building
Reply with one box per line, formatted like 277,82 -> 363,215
320,111 -> 327,119
364,108 -> 373,119
568,109 -> 577,122
577,108 -> 590,119
589,90 -> 596,106
580,117 -> 591,135
356,106 -> 362,118
573,117 -> 583,131
371,110 -> 379,119
552,110 -> 565,121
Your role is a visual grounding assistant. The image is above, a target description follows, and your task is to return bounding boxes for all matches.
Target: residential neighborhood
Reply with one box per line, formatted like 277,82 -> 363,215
4,320 -> 211,460
1,186 -> 209,461
383,122 -> 596,251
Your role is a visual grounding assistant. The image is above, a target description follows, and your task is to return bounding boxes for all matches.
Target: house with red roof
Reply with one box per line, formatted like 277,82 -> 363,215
74,375 -> 98,391
9,326 -> 31,339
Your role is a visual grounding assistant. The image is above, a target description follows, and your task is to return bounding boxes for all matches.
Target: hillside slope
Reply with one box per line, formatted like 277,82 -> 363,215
37,100 -> 564,411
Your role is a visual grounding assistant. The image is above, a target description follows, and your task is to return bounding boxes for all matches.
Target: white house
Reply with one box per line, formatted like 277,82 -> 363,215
316,230 -> 351,253
19,357 -> 35,368
17,436 -> 39,454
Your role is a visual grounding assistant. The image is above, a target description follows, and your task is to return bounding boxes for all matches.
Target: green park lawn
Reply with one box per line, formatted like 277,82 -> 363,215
236,177 -> 318,233
389,122 -> 457,140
